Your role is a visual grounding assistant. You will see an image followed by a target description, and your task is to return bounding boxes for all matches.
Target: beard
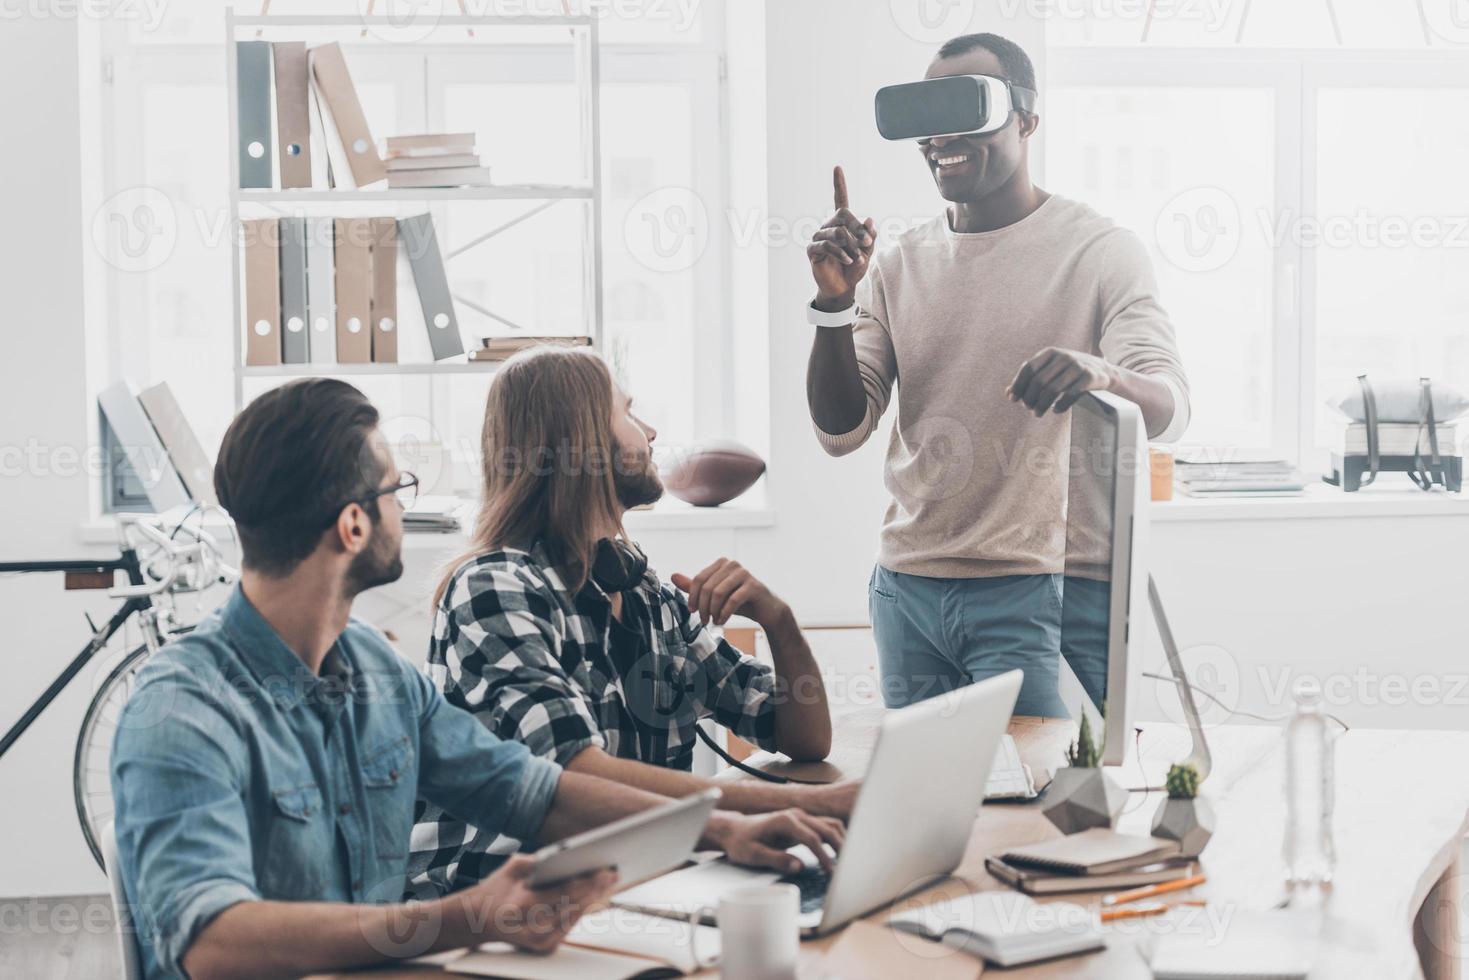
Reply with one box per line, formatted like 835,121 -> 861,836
345,522 -> 404,596
613,442 -> 664,510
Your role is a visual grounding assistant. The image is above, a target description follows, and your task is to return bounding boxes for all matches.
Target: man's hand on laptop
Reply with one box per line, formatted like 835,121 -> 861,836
706,809 -> 845,875
462,855 -> 619,953
673,559 -> 796,631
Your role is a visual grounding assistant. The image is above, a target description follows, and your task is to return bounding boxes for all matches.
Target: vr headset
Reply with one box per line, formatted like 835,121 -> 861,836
874,74 -> 1037,142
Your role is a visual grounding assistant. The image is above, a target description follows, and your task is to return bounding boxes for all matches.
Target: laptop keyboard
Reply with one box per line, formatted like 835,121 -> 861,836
777,865 -> 831,914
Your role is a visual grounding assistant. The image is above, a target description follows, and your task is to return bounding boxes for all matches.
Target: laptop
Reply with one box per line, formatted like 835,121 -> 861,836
613,669 -> 1024,937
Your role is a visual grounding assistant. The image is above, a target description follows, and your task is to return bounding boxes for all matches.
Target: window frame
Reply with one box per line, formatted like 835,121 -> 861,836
1047,45 -> 1469,468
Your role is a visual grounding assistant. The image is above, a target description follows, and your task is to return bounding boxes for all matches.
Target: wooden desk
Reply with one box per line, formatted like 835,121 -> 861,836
316,710 -> 1469,979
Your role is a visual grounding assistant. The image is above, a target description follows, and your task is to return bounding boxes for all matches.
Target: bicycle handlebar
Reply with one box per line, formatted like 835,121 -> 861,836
109,513 -> 240,600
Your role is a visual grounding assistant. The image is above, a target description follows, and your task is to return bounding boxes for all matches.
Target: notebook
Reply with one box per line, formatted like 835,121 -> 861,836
888,889 -> 1104,967
985,854 -> 1195,895
445,909 -> 717,980
1147,910 -> 1315,979
1001,829 -> 1181,876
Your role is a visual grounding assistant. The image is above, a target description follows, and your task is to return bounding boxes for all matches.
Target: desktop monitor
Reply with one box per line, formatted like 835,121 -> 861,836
1062,391 -> 1150,766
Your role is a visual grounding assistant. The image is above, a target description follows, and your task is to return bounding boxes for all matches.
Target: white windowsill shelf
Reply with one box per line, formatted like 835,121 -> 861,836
76,499 -> 777,548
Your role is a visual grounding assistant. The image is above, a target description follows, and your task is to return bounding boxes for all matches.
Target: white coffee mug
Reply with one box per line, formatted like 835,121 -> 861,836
691,883 -> 801,980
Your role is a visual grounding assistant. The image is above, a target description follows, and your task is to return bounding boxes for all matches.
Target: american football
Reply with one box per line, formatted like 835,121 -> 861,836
660,439 -> 767,507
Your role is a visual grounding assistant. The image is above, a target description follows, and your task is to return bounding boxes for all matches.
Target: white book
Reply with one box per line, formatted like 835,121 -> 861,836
386,153 -> 481,171
1337,421 -> 1458,456
98,381 -> 192,513
305,216 -> 336,364
888,890 -> 1104,968
386,166 -> 496,189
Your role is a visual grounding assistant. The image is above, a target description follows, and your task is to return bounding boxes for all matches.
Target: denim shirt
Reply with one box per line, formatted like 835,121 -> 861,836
110,585 -> 562,979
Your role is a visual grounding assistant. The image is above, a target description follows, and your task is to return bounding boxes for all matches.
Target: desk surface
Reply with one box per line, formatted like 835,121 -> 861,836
317,710 -> 1469,980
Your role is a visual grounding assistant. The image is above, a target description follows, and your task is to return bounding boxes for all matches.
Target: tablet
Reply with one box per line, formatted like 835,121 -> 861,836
528,787 -> 722,889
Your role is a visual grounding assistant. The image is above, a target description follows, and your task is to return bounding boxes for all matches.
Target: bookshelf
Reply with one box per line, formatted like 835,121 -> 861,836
224,7 -> 605,406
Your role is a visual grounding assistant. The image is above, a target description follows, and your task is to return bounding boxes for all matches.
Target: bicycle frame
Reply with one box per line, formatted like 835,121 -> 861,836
0,548 -> 158,760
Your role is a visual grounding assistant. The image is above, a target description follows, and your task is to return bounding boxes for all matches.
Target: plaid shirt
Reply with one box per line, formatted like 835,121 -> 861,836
406,542 -> 779,897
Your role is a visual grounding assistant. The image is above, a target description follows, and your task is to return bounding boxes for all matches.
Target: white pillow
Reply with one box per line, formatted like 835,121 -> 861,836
1330,379 -> 1469,423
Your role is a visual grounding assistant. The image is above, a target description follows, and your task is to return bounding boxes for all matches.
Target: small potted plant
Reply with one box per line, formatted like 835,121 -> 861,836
1043,714 -> 1127,834
1151,762 -> 1215,858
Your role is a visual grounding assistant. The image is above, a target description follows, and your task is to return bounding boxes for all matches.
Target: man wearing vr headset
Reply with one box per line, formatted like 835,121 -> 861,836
805,33 -> 1189,717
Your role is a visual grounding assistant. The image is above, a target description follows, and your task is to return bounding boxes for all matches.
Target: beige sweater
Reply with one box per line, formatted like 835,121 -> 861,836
814,194 -> 1189,579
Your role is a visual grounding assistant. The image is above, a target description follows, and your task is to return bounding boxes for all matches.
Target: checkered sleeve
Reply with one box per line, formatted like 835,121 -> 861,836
430,560 -> 607,767
663,584 -> 779,752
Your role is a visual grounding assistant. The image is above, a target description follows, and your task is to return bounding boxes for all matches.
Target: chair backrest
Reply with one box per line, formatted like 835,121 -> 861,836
101,821 -> 144,980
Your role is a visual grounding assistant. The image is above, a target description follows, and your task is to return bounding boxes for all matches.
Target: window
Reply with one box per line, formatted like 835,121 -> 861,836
91,0 -> 732,501
1046,10 -> 1469,467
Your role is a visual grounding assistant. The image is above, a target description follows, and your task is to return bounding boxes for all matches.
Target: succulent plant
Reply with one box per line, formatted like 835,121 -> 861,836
1064,713 -> 1104,769
1165,762 -> 1202,800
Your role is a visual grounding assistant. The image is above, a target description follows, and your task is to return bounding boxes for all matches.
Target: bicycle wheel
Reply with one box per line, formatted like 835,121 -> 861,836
73,643 -> 152,868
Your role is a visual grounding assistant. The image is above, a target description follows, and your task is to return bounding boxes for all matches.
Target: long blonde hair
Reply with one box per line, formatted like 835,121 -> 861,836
434,346 -> 623,605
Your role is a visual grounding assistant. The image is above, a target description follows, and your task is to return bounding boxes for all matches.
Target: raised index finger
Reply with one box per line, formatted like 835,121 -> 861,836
833,165 -> 848,211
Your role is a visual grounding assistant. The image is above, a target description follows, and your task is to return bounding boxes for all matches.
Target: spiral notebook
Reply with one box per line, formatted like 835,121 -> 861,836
1001,829 -> 1181,876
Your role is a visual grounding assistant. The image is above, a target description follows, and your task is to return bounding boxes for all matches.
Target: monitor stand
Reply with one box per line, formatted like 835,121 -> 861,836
1148,575 -> 1213,781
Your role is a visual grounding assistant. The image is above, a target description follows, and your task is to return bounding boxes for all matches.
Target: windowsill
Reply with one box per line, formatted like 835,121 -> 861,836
1152,481 -> 1469,522
75,497 -> 777,548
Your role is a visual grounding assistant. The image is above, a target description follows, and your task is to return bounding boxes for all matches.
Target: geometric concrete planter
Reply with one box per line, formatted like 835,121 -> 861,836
1043,767 -> 1127,835
1151,796 -> 1216,858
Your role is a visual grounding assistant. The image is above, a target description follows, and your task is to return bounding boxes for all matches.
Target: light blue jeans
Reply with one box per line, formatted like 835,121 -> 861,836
869,565 -> 1100,718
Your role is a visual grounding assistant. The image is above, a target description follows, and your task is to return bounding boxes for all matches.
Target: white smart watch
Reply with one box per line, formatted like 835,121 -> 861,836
807,300 -> 858,328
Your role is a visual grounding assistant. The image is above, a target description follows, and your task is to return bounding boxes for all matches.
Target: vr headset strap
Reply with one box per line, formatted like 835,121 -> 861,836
1411,377 -> 1445,491
1009,83 -> 1037,114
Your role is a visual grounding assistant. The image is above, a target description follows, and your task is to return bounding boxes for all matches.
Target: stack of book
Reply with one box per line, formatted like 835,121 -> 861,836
383,133 -> 493,188
469,335 -> 593,363
984,828 -> 1193,895
402,496 -> 468,534
1173,458 -> 1308,498
1336,421 -> 1459,458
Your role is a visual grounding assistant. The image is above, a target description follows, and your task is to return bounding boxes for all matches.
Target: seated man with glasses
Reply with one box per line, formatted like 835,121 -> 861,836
110,378 -> 845,980
408,347 -> 855,899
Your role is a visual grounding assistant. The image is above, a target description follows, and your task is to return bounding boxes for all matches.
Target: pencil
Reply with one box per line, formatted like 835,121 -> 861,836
1102,874 -> 1207,907
1100,901 -> 1171,923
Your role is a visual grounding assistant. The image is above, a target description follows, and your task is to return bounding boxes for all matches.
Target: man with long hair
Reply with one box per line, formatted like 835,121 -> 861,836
409,347 -> 854,897
111,378 -> 843,980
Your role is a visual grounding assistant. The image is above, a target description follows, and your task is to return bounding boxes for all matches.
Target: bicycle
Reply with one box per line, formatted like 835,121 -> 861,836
0,510 -> 239,868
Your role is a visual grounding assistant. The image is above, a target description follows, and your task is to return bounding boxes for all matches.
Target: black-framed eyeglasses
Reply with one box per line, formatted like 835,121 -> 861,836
320,472 -> 419,528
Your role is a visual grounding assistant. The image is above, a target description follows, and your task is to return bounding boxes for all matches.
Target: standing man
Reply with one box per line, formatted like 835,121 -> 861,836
805,33 -> 1189,716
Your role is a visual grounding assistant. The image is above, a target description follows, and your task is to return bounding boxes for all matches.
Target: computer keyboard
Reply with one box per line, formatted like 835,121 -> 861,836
985,733 -> 1037,801
777,864 -> 831,914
